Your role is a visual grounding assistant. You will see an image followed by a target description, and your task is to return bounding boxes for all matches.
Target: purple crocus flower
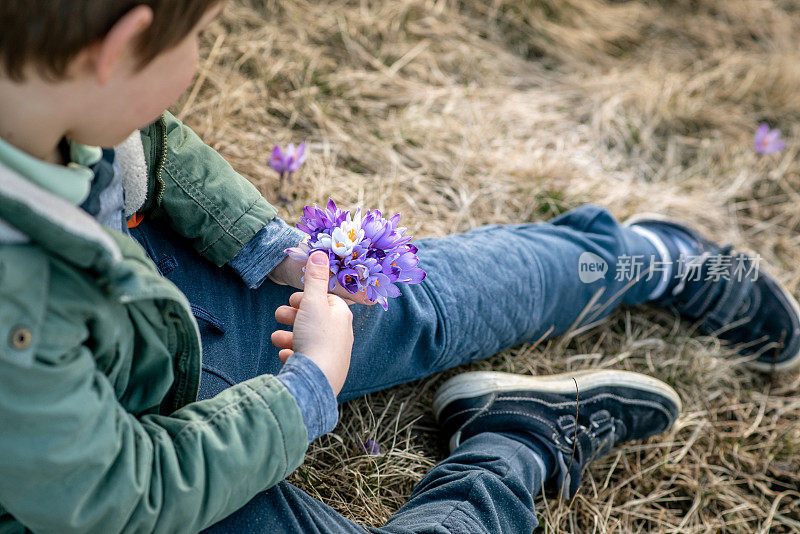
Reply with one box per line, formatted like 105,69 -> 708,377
341,254 -> 399,310
336,267 -> 361,294
296,199 -> 348,239
360,439 -> 381,456
361,210 -> 413,250
382,246 -> 426,284
365,273 -> 401,311
269,142 -> 308,177
754,123 -> 786,155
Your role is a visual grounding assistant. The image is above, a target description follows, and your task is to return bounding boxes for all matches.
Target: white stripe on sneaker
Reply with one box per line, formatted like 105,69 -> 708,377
433,370 -> 682,421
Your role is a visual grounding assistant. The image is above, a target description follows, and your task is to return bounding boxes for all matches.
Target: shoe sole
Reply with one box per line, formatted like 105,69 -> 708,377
433,369 -> 682,421
624,213 -> 800,372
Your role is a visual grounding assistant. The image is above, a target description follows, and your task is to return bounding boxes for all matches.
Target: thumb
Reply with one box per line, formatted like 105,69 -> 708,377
303,251 -> 331,305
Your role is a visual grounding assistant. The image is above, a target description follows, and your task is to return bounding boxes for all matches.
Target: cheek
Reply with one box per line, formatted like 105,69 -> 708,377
131,47 -> 197,126
177,46 -> 200,93
163,44 -> 200,103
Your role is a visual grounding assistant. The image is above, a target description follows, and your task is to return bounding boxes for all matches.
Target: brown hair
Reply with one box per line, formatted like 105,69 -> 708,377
0,1 -> 221,81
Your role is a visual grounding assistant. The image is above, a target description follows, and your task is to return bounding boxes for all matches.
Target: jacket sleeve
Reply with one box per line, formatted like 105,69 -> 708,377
276,352 -> 340,443
0,254 -> 308,533
139,111 -> 288,267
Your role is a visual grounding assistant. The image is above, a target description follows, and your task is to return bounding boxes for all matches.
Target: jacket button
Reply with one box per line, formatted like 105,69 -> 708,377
9,326 -> 33,350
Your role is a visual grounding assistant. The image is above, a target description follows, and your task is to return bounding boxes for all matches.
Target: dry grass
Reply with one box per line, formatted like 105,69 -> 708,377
178,0 -> 800,531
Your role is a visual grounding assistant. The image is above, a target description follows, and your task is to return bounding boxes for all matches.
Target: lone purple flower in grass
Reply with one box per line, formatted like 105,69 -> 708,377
360,440 -> 381,456
269,142 -> 308,178
754,123 -> 786,155
286,199 -> 426,310
269,142 -> 308,203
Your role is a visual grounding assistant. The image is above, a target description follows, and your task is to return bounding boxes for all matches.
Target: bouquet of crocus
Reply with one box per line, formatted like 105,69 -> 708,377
285,199 -> 426,310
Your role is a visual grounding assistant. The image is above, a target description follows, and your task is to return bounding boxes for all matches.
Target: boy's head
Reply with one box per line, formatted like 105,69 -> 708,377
0,1 -> 224,151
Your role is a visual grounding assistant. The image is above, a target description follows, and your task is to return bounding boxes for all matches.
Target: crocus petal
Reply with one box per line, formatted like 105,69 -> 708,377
373,273 -> 393,292
398,267 -> 426,284
384,282 -> 402,298
327,198 -> 337,213
285,246 -> 310,262
376,295 -> 389,311
337,268 -> 360,294
270,145 -> 284,166
295,141 -> 308,166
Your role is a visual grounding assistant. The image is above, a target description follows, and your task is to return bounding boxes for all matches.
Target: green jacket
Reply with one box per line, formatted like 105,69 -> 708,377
0,113 -> 307,533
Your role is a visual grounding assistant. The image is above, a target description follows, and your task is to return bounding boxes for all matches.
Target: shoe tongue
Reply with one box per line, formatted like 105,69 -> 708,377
670,247 -> 732,320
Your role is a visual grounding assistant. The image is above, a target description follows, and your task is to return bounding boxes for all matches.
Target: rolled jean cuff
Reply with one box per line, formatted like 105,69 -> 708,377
276,352 -> 339,443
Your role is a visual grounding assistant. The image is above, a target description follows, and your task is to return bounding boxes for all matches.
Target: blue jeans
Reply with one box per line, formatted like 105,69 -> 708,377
130,205 -> 660,533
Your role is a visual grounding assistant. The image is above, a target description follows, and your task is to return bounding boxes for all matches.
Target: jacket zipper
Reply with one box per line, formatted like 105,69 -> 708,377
154,116 -> 168,208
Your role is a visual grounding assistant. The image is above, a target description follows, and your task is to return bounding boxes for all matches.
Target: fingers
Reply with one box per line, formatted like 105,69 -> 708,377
275,305 -> 298,326
302,252 -> 331,307
291,287 -> 373,309
289,291 -> 304,309
278,348 -> 294,363
270,330 -> 293,350
331,285 -> 374,306
327,295 -> 355,327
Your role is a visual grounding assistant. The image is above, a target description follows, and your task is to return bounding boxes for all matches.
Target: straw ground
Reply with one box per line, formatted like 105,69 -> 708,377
178,0 -> 800,531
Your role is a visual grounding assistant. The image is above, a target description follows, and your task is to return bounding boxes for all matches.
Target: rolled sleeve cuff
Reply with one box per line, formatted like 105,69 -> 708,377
228,217 -> 306,289
276,352 -> 339,443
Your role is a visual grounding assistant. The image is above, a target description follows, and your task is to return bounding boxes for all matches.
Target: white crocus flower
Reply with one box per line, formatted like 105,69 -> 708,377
319,211 -> 365,258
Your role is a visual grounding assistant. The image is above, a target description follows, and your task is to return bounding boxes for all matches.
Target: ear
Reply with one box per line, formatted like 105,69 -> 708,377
93,5 -> 154,86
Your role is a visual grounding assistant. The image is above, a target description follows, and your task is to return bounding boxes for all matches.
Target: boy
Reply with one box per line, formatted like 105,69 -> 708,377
0,2 -> 796,533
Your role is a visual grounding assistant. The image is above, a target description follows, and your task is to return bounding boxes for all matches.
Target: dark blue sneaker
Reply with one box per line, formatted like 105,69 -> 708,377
626,214 -> 800,372
433,370 -> 681,499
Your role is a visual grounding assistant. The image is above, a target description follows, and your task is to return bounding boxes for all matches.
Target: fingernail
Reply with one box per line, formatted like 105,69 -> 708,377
311,252 -> 327,265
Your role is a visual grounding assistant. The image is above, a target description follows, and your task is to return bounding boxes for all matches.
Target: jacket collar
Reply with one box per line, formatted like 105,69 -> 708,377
0,162 -> 121,271
0,135 -> 100,206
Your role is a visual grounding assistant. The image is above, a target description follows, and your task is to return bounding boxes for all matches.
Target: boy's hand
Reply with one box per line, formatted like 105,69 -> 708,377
268,253 -> 375,306
271,251 -> 354,395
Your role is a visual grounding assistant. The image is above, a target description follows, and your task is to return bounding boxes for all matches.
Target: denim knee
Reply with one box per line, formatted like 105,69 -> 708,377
552,205 -> 629,263
550,204 -> 615,233
552,204 -> 660,308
